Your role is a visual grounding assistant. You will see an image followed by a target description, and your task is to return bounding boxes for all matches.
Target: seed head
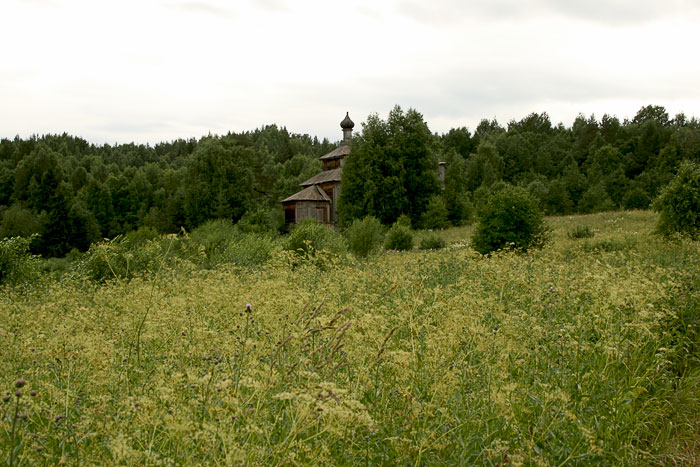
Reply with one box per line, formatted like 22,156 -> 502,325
2,395 -> 10,403
15,390 -> 22,398
15,379 -> 26,389
30,390 -> 37,397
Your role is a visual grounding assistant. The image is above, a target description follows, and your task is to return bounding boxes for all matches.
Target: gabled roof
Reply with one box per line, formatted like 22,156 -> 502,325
300,167 -> 342,187
281,184 -> 332,203
319,142 -> 351,161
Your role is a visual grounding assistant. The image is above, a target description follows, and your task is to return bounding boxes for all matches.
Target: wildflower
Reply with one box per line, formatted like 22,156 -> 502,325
246,303 -> 252,313
15,390 -> 22,398
15,379 -> 26,388
30,390 -> 37,397
2,395 -> 10,403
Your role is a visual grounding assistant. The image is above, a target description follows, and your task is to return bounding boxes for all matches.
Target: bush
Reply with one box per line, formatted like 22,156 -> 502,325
653,161 -> 700,240
384,223 -> 413,251
580,237 -> 636,252
190,219 -> 239,266
345,216 -> 384,258
567,225 -> 595,239
578,183 -> 615,214
471,184 -> 548,255
421,196 -> 450,229
623,187 -> 651,210
77,234 -> 185,282
419,232 -> 446,250
236,208 -> 283,235
0,236 -> 39,286
283,219 -> 347,257
395,214 -> 412,228
222,234 -> 278,267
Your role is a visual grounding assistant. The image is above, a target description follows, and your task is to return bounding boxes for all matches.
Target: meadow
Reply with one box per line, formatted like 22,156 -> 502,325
1,211 -> 699,465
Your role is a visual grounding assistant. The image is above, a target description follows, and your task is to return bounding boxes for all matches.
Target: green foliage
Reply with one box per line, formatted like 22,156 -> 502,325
221,234 -> 278,267
0,203 -> 41,238
472,185 -> 548,254
1,211 -> 700,464
338,106 -> 439,226
578,182 -> 615,214
420,195 -> 450,229
623,187 -> 651,209
395,214 -> 412,228
77,234 -> 187,282
344,216 -> 384,258
384,223 -> 414,251
190,219 -> 238,267
567,225 -> 595,239
419,232 -> 446,250
580,237 -> 637,252
653,160 -> 700,239
283,219 -> 347,256
2,105 -> 700,258
0,236 -> 39,285
236,208 -> 283,236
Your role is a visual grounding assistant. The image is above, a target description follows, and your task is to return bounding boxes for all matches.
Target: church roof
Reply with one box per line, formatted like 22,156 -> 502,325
281,184 -> 332,203
319,143 -> 351,161
299,167 -> 342,187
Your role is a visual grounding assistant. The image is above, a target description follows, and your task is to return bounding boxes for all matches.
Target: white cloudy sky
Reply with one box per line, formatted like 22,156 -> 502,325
2,0 -> 700,145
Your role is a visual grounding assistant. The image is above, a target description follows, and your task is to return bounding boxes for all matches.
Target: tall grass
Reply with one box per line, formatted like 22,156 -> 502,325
1,210 -> 698,464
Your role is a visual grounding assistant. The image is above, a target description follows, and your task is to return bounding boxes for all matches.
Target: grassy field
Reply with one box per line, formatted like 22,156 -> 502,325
1,211 -> 699,465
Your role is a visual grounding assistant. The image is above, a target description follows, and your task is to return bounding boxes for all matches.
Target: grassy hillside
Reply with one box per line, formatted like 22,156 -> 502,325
1,211 -> 699,465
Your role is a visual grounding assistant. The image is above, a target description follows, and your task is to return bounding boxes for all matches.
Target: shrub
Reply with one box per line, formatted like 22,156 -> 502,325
567,225 -> 595,239
653,160 -> 700,240
623,187 -> 651,210
0,236 -> 39,286
419,232 -> 446,250
580,237 -> 636,252
223,234 -> 278,267
421,195 -> 450,229
578,183 -> 615,213
471,184 -> 548,254
395,214 -> 412,228
77,235 -> 184,282
236,208 -> 283,235
190,219 -> 239,266
384,223 -> 413,251
345,216 -> 384,258
283,219 -> 347,256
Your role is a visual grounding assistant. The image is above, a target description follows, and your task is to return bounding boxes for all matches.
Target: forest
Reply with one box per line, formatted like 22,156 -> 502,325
1,104 -> 698,256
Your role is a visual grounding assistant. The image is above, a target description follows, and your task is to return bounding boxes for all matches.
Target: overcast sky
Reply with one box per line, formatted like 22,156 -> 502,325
2,0 -> 700,145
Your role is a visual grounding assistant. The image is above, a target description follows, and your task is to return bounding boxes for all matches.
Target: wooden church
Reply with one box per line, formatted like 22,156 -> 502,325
282,113 -> 354,227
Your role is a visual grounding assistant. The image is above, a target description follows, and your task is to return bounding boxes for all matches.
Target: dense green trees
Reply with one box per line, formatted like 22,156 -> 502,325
1,104 -> 699,257
338,106 -> 439,226
0,127 -> 330,256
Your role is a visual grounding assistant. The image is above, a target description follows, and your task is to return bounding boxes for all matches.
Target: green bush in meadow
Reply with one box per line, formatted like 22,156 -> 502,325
344,216 -> 384,258
283,218 -> 347,257
472,184 -> 548,254
384,222 -> 413,251
654,160 -> 700,240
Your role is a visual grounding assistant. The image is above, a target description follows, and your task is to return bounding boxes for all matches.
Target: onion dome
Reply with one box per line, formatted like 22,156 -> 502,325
340,112 -> 354,130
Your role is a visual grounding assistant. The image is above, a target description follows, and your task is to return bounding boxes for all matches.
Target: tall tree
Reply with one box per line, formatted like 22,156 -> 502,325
338,106 -> 439,226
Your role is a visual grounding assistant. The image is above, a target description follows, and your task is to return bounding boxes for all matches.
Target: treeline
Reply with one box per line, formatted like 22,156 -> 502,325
435,105 -> 700,227
0,126 -> 333,256
1,104 -> 699,257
